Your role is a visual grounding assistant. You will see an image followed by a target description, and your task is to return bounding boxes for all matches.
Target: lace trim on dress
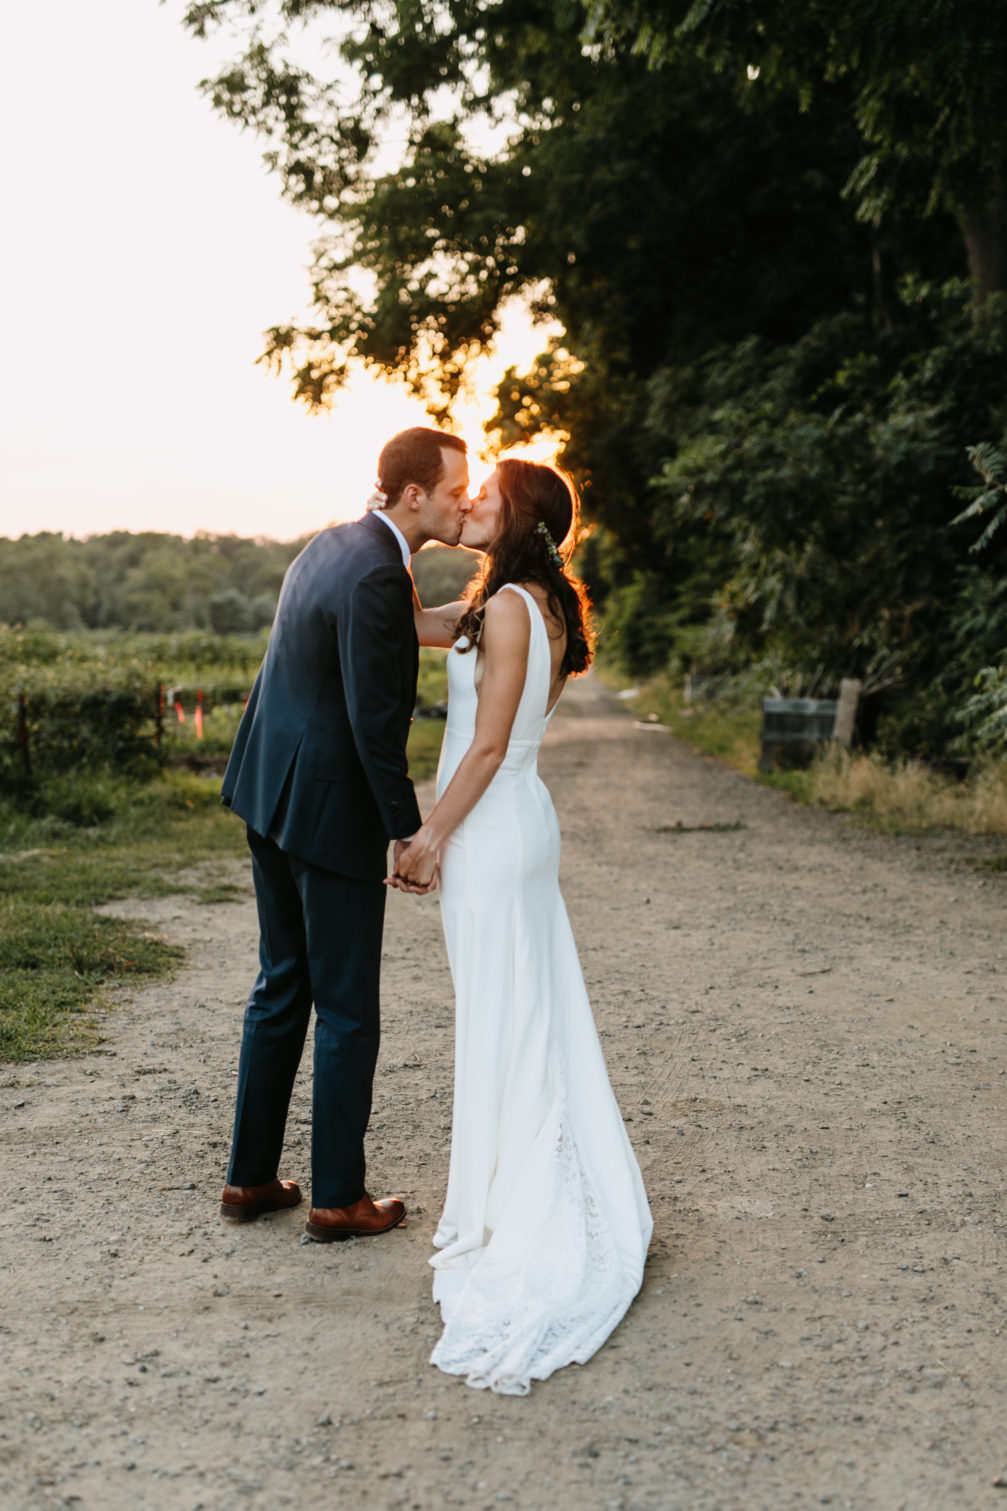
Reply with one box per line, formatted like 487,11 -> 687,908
429,1089 -> 635,1396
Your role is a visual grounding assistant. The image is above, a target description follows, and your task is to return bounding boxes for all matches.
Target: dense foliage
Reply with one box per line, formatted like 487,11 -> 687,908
587,1 -> 1007,297
952,441 -> 1007,757
0,627 -> 268,789
0,610 -> 461,792
175,0 -> 1007,764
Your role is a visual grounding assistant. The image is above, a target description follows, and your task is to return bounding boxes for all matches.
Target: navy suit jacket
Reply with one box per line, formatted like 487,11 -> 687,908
221,514 -> 423,879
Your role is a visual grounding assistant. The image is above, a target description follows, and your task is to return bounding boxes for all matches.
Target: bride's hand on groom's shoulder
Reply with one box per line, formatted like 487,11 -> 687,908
366,484 -> 388,512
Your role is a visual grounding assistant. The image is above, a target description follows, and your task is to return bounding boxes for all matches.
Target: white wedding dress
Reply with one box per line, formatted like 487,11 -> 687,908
429,583 -> 653,1394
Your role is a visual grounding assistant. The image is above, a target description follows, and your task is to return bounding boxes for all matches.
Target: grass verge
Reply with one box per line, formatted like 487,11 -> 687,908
603,666 -> 1007,840
793,744 -> 1007,836
1,658 -> 449,1063
606,668 -> 763,774
0,768 -> 245,1062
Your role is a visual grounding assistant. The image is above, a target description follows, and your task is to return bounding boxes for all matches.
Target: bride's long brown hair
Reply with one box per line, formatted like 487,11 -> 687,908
455,459 -> 594,676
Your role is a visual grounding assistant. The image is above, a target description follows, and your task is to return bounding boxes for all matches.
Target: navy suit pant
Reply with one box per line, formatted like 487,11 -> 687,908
227,825 -> 386,1209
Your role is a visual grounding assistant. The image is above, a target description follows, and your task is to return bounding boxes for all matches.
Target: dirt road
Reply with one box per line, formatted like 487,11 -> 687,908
2,674 -> 1005,1511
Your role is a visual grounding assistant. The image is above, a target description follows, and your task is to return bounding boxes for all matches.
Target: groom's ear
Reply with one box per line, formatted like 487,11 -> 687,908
400,482 -> 425,513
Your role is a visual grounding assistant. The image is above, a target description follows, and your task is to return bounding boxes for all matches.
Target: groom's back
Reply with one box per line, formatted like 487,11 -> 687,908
221,516 -> 418,877
261,522 -> 374,716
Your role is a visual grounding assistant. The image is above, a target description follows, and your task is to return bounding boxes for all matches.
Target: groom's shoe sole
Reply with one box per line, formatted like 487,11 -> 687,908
304,1195 -> 406,1242
220,1179 -> 302,1222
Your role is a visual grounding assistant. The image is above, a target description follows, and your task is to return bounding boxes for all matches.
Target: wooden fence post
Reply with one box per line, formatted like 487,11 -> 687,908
833,678 -> 862,748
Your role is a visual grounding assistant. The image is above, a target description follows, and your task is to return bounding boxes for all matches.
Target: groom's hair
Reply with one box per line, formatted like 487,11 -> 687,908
377,427 -> 467,507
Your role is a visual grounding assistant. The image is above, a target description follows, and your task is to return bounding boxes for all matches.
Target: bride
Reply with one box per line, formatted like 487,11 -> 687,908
389,458 -> 652,1395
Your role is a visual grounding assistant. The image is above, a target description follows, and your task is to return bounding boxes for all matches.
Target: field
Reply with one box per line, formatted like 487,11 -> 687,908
0,628 -> 448,1061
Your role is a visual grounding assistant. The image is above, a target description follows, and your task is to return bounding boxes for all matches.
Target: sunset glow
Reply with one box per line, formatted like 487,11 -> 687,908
0,1 -> 563,544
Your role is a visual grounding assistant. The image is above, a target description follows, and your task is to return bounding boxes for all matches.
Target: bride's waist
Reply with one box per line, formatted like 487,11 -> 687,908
437,755 -> 547,804
443,726 -> 541,753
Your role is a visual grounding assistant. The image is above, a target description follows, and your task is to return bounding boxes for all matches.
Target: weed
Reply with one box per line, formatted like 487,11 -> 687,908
804,745 -> 1007,834
971,852 -> 1007,871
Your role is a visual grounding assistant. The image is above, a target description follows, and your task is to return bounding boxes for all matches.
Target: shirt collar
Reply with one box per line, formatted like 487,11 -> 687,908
372,509 -> 411,569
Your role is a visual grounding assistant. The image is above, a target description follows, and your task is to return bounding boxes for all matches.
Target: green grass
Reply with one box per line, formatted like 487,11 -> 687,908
161,701 -> 246,770
0,654 -> 451,1062
415,646 -> 450,709
601,667 -> 763,775
972,852 -> 1007,872
0,899 -> 182,1061
409,648 -> 449,782
0,768 -> 245,1062
162,650 -> 449,779
407,719 -> 446,783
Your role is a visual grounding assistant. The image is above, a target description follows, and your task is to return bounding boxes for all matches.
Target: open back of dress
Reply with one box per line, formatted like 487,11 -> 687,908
431,583 -> 653,1395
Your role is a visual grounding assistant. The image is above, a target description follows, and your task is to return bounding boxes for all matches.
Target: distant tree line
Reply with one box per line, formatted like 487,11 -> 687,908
0,530 -> 475,636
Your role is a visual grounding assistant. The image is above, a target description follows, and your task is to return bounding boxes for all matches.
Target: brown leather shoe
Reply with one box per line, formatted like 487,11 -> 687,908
220,1178 -> 302,1222
305,1193 -> 406,1243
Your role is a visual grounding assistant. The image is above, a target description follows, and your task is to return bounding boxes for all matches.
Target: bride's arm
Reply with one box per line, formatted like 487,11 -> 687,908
393,592 -> 530,886
414,599 -> 467,648
409,575 -> 468,648
366,487 -> 468,647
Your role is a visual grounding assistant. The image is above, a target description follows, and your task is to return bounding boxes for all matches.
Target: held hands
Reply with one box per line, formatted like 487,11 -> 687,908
386,833 -> 439,895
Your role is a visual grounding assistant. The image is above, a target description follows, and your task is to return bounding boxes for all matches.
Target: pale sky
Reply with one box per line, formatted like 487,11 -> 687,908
0,1 -> 557,542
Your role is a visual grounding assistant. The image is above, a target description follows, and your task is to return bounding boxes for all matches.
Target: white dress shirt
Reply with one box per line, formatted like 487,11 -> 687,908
372,508 -> 411,569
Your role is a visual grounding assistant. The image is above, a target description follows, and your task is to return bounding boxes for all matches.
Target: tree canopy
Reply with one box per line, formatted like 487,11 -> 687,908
180,0 -> 1007,759
586,0 -> 1007,298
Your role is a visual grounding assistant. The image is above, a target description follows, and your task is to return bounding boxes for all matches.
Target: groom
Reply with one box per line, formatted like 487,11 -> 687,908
218,426 -> 469,1240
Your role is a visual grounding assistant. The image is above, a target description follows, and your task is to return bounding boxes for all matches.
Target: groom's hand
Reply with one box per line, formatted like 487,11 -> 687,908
388,870 -> 438,895
392,831 -> 440,892
385,837 -> 438,894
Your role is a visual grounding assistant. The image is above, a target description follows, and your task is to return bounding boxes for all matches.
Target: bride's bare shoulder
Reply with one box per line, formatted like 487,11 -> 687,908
482,588 -> 532,645
514,580 -> 565,639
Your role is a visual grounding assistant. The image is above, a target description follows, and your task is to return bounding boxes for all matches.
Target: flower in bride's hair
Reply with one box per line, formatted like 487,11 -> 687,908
536,518 -> 563,568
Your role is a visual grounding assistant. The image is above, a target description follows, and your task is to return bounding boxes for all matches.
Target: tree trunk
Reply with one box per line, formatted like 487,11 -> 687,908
869,215 -> 898,333
959,171 -> 1005,303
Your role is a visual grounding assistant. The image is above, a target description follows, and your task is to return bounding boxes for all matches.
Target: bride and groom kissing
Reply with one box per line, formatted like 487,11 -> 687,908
217,426 -> 652,1395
